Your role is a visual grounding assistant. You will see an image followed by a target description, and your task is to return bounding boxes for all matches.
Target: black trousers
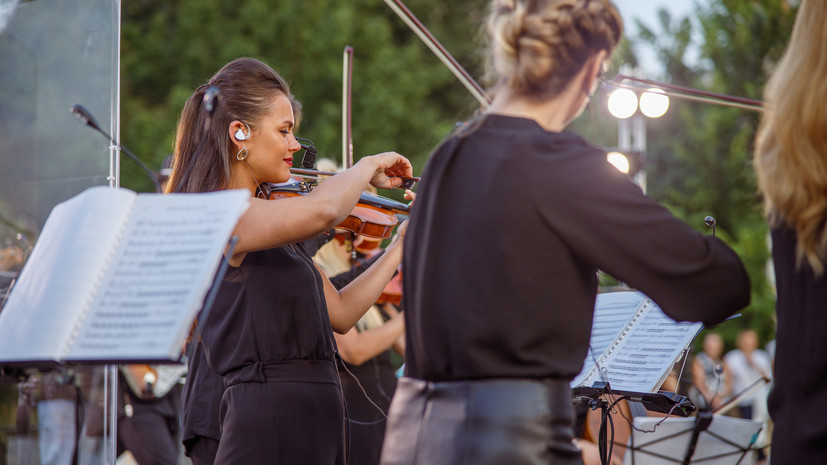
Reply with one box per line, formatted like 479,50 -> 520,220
184,436 -> 220,465
380,377 -> 582,465
214,360 -> 345,465
117,410 -> 179,465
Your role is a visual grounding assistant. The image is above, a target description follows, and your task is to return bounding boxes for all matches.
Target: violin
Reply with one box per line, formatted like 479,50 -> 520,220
377,270 -> 402,306
256,179 -> 410,240
349,233 -> 404,306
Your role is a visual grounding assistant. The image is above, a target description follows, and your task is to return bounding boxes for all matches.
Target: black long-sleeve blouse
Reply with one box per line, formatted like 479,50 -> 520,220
402,114 -> 750,382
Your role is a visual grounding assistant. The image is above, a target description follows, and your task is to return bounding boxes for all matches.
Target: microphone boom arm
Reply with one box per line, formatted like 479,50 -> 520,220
70,104 -> 162,193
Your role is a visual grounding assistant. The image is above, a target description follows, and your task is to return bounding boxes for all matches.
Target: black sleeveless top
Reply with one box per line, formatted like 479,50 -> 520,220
201,242 -> 336,377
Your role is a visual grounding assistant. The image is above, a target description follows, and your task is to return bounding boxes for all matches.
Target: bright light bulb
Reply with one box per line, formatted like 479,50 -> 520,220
607,151 -> 630,174
607,88 -> 638,119
639,88 -> 669,118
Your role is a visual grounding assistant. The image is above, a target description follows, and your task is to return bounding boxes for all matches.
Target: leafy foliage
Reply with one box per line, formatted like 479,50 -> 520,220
120,0 -> 488,199
120,0 -> 798,346
632,0 -> 797,346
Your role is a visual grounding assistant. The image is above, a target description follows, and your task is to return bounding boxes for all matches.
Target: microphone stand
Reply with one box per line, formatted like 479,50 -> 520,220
69,104 -> 162,193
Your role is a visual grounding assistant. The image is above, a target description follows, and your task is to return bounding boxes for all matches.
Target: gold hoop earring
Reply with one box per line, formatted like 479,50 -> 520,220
236,147 -> 248,161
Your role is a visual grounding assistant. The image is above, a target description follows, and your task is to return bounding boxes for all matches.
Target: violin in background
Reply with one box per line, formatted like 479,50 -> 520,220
351,235 -> 403,307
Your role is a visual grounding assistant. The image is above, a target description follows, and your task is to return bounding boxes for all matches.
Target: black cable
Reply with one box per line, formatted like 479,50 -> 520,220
73,372 -> 82,465
336,353 -> 389,420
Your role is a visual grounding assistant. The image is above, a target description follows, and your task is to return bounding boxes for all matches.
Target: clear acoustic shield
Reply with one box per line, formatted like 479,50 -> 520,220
0,0 -> 120,463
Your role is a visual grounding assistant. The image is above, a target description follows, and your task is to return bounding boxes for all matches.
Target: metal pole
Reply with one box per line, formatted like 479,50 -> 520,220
633,113 -> 647,194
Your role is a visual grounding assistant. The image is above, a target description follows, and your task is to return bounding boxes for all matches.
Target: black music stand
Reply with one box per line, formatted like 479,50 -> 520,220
573,382 -> 696,465
623,412 -> 762,465
573,382 -> 696,418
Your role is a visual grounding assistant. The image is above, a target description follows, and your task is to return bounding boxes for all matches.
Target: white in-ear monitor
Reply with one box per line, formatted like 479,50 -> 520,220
235,128 -> 248,141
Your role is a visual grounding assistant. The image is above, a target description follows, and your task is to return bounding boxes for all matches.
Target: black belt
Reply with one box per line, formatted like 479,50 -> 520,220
223,359 -> 339,388
381,377 -> 581,465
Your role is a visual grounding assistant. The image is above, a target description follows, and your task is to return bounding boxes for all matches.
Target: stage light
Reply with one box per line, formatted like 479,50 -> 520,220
607,88 -> 638,119
639,88 -> 669,118
607,151 -> 630,174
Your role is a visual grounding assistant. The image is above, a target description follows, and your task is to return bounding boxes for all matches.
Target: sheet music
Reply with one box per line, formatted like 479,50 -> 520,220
67,189 -> 249,361
573,291 -> 702,393
600,303 -> 701,393
0,187 -> 135,362
572,291 -> 646,387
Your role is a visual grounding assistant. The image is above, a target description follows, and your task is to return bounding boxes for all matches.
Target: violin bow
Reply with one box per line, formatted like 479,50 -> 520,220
609,74 -> 764,112
383,0 -> 491,107
383,0 -> 764,114
342,46 -> 355,169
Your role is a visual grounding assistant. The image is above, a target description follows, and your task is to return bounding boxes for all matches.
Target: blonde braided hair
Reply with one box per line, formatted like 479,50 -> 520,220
486,0 -> 622,99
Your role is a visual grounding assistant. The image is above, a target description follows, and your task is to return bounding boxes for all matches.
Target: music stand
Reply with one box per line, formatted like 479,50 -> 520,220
623,413 -> 762,465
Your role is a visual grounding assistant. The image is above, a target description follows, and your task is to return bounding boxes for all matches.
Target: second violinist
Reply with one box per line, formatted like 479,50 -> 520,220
167,57 -> 412,465
382,1 -> 750,464
314,224 -> 406,465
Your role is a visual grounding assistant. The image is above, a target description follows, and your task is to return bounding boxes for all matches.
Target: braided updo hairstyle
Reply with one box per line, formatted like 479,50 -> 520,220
486,0 -> 622,100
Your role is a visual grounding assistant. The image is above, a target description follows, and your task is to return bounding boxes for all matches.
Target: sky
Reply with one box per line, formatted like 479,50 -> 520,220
611,0 -> 699,74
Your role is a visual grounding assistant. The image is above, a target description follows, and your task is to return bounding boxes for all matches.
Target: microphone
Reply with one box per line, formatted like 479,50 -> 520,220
69,104 -> 103,132
296,137 -> 317,169
70,104 -> 162,193
704,216 -> 717,237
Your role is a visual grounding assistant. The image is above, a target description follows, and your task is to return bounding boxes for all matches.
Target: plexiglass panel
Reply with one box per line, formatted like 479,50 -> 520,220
0,0 -> 119,463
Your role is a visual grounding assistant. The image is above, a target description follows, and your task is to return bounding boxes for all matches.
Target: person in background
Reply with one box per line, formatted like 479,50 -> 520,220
753,0 -> 827,461
689,332 -> 733,411
723,328 -> 771,460
724,329 -> 772,420
117,365 -> 183,465
314,223 -> 405,465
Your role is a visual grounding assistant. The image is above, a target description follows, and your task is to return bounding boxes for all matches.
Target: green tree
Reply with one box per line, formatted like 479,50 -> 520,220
120,0 -> 488,198
120,0 -> 796,347
633,0 -> 798,346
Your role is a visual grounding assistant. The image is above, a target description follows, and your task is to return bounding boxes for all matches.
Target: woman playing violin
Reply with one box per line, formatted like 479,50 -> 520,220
167,57 -> 412,465
381,1 -> 750,464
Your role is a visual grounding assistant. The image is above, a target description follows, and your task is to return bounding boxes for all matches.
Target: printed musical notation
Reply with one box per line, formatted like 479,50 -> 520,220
573,291 -> 702,393
0,187 -> 248,364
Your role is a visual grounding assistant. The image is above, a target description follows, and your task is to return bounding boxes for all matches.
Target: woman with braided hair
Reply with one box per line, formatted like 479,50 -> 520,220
380,1 -> 750,464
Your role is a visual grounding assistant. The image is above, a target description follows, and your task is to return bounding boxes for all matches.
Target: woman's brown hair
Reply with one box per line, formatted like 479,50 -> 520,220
166,58 -> 291,194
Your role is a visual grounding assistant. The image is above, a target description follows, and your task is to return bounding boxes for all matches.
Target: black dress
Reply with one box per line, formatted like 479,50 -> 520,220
382,114 -> 751,465
200,242 -> 344,465
767,225 -> 827,463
